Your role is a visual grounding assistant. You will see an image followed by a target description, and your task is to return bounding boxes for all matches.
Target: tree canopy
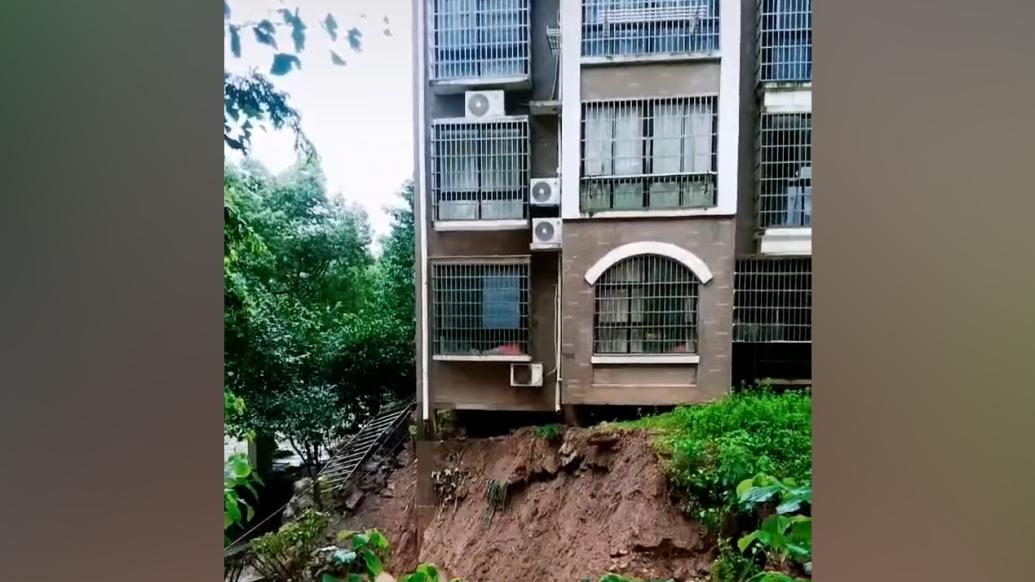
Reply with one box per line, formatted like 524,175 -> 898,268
224,161 -> 414,470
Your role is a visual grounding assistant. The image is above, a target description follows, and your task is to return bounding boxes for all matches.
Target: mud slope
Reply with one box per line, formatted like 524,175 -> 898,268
345,428 -> 712,581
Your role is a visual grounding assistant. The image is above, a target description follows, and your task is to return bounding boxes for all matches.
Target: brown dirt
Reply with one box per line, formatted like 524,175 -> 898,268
339,429 -> 714,582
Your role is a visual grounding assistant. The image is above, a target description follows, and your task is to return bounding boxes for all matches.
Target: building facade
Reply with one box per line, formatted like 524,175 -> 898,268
411,0 -> 812,424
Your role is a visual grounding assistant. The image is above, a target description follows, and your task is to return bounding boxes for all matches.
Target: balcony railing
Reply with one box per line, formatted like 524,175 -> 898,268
429,0 -> 530,83
430,117 -> 530,223
758,0 -> 812,83
757,112 -> 811,228
580,96 -> 718,212
581,0 -> 719,60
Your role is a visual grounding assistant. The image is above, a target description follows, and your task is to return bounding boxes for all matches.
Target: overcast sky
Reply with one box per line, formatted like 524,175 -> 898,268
224,0 -> 414,240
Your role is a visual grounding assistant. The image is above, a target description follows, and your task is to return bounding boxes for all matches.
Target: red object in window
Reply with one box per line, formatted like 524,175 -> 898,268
485,343 -> 524,355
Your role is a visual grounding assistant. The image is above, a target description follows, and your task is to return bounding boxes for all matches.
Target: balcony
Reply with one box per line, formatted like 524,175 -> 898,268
757,111 -> 810,233
430,117 -> 530,230
758,0 -> 812,84
428,0 -> 530,88
581,0 -> 720,62
733,256 -> 811,343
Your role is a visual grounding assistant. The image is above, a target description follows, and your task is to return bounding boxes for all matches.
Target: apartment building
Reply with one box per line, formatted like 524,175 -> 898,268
411,0 -> 812,425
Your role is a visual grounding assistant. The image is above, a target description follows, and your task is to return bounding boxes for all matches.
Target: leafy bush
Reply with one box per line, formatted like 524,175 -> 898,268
224,453 -> 261,545
250,510 -> 329,581
318,528 -> 391,582
533,423 -> 565,443
710,537 -> 759,582
622,390 -> 811,530
736,475 -> 812,579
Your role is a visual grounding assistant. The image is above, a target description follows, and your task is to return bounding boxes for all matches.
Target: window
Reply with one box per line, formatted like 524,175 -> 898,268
758,0 -> 812,83
593,255 -> 700,354
757,112 -> 811,228
581,0 -> 720,59
581,97 -> 717,212
733,256 -> 811,342
430,0 -> 530,82
431,118 -> 529,222
431,259 -> 530,357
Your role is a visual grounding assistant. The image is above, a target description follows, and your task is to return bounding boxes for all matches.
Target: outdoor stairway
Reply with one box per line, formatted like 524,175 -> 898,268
319,399 -> 415,492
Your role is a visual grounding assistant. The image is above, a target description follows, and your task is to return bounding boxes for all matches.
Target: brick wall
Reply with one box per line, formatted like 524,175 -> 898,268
561,217 -> 735,405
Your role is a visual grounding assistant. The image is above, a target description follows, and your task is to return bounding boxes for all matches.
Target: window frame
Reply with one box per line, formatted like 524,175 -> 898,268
591,254 -> 702,358
580,96 -> 719,213
429,256 -> 532,361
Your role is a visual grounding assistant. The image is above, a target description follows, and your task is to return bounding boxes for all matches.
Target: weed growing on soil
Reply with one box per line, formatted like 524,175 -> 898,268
483,479 -> 509,525
431,466 -> 469,511
533,423 -> 565,443
616,389 -> 811,533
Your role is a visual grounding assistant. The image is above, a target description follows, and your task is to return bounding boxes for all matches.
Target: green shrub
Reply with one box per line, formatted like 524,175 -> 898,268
533,423 -> 565,443
623,390 -> 812,530
250,510 -> 329,581
736,475 -> 812,579
319,528 -> 391,581
710,537 -> 759,582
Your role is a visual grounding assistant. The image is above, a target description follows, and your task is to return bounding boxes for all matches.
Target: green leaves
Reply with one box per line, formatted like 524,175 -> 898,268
330,51 -> 347,66
254,20 -> 278,49
323,14 -> 339,41
271,53 -> 301,76
279,8 -> 307,52
400,564 -> 441,582
346,27 -> 363,51
228,25 -> 241,58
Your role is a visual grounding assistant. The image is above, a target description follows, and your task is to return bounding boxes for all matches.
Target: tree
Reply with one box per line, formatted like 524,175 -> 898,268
223,1 -> 385,156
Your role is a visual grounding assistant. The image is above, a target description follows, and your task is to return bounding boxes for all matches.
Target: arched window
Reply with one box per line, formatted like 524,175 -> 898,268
593,254 -> 700,355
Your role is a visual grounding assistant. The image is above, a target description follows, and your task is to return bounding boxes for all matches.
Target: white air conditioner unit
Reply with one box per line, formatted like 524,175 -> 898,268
531,218 -> 562,250
510,362 -> 544,387
529,178 -> 560,207
465,90 -> 505,120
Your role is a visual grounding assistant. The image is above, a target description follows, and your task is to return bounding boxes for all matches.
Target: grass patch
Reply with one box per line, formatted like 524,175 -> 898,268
533,423 -> 565,443
614,389 -> 812,532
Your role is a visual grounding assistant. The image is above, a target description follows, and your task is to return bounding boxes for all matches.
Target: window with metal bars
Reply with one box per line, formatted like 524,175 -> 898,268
581,0 -> 720,59
757,112 -> 811,228
431,259 -> 530,357
733,256 -> 811,342
758,0 -> 812,83
593,255 -> 700,354
431,118 -> 530,222
580,97 -> 717,212
429,0 -> 530,82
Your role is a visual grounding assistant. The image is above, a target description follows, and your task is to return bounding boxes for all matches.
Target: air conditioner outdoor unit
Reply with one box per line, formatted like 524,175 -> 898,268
510,362 -> 544,387
529,177 -> 560,207
531,218 -> 562,250
465,90 -> 505,120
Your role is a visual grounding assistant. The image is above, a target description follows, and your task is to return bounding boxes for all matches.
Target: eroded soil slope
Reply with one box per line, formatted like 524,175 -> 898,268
341,428 -> 712,581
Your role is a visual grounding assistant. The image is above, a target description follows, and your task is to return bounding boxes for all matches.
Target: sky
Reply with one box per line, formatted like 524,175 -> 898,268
224,0 -> 414,240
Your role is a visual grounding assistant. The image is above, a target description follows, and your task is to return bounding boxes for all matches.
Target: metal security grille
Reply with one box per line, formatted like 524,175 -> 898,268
429,0 -> 530,82
430,258 -> 530,356
581,0 -> 719,58
757,112 -> 811,228
758,0 -> 812,83
431,118 -> 530,222
733,256 -> 811,342
593,255 -> 700,354
580,96 -> 717,212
